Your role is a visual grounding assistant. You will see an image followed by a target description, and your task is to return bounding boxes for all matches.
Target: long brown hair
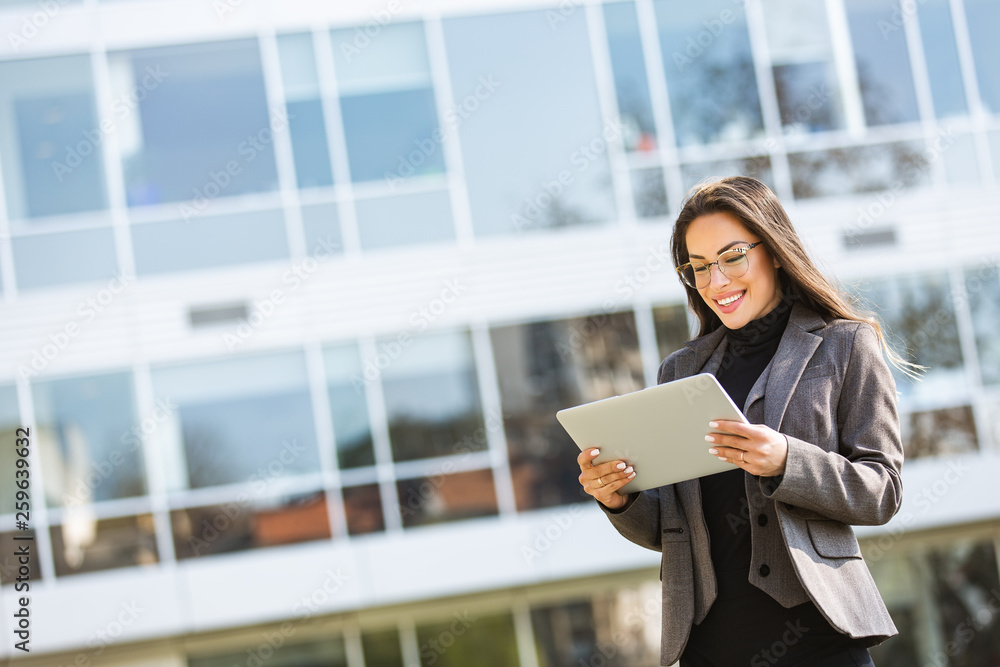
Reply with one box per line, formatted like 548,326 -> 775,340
671,176 -> 921,378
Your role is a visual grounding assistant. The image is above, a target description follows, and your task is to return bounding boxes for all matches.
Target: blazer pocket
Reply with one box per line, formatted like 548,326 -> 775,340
807,520 -> 862,559
800,362 -> 836,380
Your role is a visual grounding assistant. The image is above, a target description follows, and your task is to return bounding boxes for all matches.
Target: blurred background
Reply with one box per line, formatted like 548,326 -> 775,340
0,0 -> 999,665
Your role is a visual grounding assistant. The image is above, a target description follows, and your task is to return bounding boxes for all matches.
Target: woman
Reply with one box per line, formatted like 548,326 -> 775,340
577,177 -> 912,666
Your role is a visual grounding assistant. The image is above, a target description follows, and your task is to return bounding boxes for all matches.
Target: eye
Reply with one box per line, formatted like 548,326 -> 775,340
691,264 -> 710,274
722,252 -> 746,266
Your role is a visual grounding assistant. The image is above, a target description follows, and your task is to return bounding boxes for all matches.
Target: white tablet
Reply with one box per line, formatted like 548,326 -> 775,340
556,373 -> 749,492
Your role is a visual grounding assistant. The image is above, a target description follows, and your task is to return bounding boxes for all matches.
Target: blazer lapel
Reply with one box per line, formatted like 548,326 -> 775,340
759,302 -> 826,430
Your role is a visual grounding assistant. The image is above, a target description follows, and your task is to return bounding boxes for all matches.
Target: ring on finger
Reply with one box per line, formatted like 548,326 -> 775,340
739,451 -> 745,463
598,476 -> 605,488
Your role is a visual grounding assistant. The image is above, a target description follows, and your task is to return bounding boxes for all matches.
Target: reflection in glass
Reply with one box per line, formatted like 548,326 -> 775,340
860,272 -> 964,398
111,40 -> 279,206
443,10 -> 617,235
324,343 -> 375,469
788,142 -> 928,199
681,156 -> 774,194
964,0 -> 1000,115
130,209 -> 289,276
33,372 -> 146,508
362,627 -> 404,667
332,22 -> 444,183
491,312 -> 644,511
189,638 -> 348,667
277,33 -> 334,189
761,0 -> 843,134
964,265 -> 1000,386
901,406 -> 978,459
172,492 -> 329,559
302,203 -> 343,257
354,189 -> 455,250
152,352 -> 319,491
380,331 -> 485,462
868,540 -> 1000,666
0,385 -> 21,515
631,167 -> 668,218
916,0 -> 968,119
50,514 -> 157,577
397,469 -> 498,528
0,531 -> 42,585
0,55 -> 108,220
604,1 -> 657,152
532,582 -> 661,667
343,484 -> 384,535
844,0 -> 920,126
416,612 -> 519,667
653,0 -> 763,146
653,304 -> 691,361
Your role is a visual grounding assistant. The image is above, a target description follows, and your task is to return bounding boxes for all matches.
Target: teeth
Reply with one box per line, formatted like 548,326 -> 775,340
718,291 -> 744,306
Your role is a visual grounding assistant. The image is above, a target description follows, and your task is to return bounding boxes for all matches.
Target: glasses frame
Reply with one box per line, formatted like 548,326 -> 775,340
675,242 -> 764,289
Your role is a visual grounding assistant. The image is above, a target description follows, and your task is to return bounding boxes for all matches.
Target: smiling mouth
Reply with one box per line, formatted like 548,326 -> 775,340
716,291 -> 745,307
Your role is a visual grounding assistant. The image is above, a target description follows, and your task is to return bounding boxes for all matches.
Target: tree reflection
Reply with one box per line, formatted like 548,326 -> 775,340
789,142 -> 928,199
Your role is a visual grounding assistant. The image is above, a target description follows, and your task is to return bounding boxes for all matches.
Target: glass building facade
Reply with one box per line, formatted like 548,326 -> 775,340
0,0 -> 999,665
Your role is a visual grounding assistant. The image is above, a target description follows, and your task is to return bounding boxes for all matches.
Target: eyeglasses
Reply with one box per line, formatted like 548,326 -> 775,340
676,242 -> 763,289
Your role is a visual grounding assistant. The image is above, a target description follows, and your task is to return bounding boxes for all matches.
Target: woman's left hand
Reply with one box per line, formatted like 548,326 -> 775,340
706,420 -> 788,477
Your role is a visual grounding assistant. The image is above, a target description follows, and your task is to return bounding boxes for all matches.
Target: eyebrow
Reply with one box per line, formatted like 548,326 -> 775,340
688,240 -> 748,260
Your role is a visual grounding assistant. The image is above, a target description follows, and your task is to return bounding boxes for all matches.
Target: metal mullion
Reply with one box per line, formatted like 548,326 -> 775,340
742,0 -> 793,202
469,323 -> 517,517
826,0 -> 866,136
633,298 -> 661,389
423,14 -> 476,247
512,598 -> 540,667
312,26 -> 363,257
15,377 -> 56,588
584,2 -> 636,227
258,29 -> 308,260
902,2 -> 948,188
949,0 -> 995,184
633,0 -> 684,210
90,44 -> 136,281
357,336 -> 402,532
304,341 -> 349,539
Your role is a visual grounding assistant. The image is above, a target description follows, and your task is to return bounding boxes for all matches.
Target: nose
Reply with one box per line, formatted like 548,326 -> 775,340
708,262 -> 730,289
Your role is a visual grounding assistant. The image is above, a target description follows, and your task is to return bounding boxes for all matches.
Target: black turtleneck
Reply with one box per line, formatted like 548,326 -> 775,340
683,295 -> 860,666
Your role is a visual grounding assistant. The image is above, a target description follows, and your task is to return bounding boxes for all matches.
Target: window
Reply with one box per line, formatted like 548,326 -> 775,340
379,331 -> 486,463
50,513 -> 158,576
0,54 -> 108,220
0,384 -> 22,516
902,406 -> 978,459
151,352 -> 320,491
277,33 -> 334,189
916,0 -> 969,119
324,343 -> 375,469
354,189 -> 455,250
188,638 -> 348,667
416,611 -> 519,667
32,372 -> 146,508
331,22 -> 443,184
603,1 -> 657,153
110,39 -> 279,207
531,583 -> 662,666
0,531 -> 42,585
653,0 -> 764,145
681,156 -> 774,194
964,264 -> 1000,386
844,0 -> 920,126
397,469 -> 498,528
964,0 -> 1000,115
788,142 -> 929,199
653,304 -> 691,362
631,167 -> 669,219
301,203 -> 343,258
12,228 -> 120,290
361,627 -> 404,667
760,0 -> 844,134
443,9 -> 617,235
342,484 -> 384,536
861,272 -> 964,400
491,312 -> 644,511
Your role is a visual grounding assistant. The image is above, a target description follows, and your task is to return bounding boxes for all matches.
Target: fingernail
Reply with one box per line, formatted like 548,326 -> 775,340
708,421 -> 718,428
628,471 -> 636,477
716,456 -> 727,462
624,466 -> 633,474
591,449 -> 600,456
705,435 -> 715,443
616,462 -> 626,470
708,448 -> 718,455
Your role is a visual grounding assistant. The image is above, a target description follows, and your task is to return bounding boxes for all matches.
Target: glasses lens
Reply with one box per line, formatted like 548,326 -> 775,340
719,249 -> 749,278
680,264 -> 705,288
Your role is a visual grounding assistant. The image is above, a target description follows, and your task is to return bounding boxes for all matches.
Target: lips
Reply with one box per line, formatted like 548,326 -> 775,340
714,290 -> 745,307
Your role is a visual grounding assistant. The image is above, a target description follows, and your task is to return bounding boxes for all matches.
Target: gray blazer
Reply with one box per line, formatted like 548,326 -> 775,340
603,302 -> 902,666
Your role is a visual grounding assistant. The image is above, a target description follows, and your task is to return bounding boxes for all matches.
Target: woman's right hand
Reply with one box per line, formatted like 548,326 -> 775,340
577,448 -> 635,510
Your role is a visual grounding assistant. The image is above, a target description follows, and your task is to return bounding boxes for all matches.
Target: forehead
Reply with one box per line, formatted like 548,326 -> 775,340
685,211 -> 755,257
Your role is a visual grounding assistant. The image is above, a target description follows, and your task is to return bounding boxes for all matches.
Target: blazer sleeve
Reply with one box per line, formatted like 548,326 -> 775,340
594,349 -> 688,551
761,322 -> 903,526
